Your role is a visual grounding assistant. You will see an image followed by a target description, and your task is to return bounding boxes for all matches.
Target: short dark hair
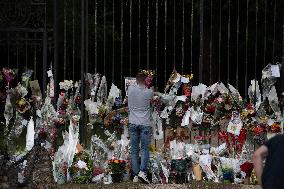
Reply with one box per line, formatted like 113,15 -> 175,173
136,72 -> 146,83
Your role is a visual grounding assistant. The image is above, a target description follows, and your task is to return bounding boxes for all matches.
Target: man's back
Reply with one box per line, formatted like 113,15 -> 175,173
262,134 -> 284,189
128,85 -> 153,126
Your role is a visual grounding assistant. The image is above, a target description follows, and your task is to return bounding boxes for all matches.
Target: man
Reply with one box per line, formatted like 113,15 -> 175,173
128,72 -> 153,184
253,134 -> 284,189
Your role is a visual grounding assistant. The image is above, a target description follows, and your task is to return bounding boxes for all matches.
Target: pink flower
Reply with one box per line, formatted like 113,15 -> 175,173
2,68 -> 16,88
217,97 -> 224,103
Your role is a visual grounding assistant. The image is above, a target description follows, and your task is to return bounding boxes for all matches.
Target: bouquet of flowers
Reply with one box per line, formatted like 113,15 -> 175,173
69,151 -> 94,184
141,69 -> 155,89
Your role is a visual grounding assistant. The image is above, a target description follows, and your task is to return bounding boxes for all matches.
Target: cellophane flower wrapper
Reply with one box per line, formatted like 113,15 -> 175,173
181,109 -> 191,127
111,137 -> 129,160
152,110 -> 164,140
170,140 -> 186,159
93,73 -> 101,97
8,115 -> 27,139
199,154 -> 218,182
53,120 -> 79,183
191,84 -> 207,101
190,107 -> 203,125
185,144 -> 199,159
219,157 -> 243,175
107,83 -> 121,107
85,73 -> 94,89
149,153 -> 164,184
268,86 -> 280,113
16,83 -> 28,97
41,96 -> 57,139
84,99 -> 99,115
26,117 -> 35,151
166,75 -> 182,95
248,80 -> 262,110
211,143 -> 227,156
4,92 -> 13,126
228,84 -> 241,98
261,64 -> 278,99
91,135 -> 111,167
21,70 -> 33,88
97,76 -> 107,103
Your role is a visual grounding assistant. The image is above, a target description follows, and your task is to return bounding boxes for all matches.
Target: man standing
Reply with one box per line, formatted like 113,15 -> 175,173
253,134 -> 284,189
128,72 -> 153,184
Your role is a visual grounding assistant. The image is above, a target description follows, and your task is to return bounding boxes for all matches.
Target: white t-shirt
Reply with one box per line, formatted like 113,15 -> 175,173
128,84 -> 153,126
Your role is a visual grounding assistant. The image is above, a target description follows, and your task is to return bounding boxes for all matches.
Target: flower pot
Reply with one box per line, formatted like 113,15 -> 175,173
222,171 -> 233,183
111,173 -> 123,183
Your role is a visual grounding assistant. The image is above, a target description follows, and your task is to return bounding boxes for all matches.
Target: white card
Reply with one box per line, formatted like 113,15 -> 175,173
227,121 -> 243,136
271,65 -> 280,77
47,70 -> 53,77
181,76 -> 189,83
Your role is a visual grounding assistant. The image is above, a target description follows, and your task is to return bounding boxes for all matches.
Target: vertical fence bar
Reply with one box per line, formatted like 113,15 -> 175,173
272,0 -> 276,63
130,0 -> 132,74
263,0 -> 267,67
86,0 -> 89,74
103,0 -> 106,75
147,0 -> 150,70
80,0 -> 85,143
72,0 -> 75,80
164,0 -> 167,84
173,0 -> 176,70
209,0 -> 213,85
190,0 -> 194,75
138,0 -> 141,70
64,0 -> 67,79
94,0 -> 98,74
199,0 -> 204,83
120,0 -> 124,89
112,0 -> 115,82
53,0 -> 58,104
236,0 -> 239,89
245,0 -> 249,101
155,0 -> 159,85
227,0 -> 230,84
182,0 -> 185,74
218,0 -> 221,81
34,33 -> 37,80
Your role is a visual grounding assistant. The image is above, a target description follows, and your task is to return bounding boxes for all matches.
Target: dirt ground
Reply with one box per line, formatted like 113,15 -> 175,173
58,181 -> 262,189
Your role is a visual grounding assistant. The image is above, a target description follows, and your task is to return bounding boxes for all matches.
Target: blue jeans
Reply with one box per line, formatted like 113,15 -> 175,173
128,123 -> 151,175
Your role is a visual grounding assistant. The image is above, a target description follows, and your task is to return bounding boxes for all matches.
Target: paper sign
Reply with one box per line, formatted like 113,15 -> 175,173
47,70 -> 53,77
271,65 -> 280,77
227,122 -> 243,136
29,80 -> 42,98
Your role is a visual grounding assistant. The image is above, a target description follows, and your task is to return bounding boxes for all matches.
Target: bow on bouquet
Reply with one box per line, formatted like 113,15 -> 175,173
218,128 -> 246,156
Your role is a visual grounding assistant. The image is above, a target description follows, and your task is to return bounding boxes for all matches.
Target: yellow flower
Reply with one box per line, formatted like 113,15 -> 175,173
182,73 -> 194,80
149,144 -> 156,152
114,160 -> 119,164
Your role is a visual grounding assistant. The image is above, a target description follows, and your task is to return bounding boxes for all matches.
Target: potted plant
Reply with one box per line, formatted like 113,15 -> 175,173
221,166 -> 234,184
108,159 -> 127,183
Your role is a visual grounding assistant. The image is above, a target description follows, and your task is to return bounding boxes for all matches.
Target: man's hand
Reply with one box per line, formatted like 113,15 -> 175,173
253,145 -> 268,186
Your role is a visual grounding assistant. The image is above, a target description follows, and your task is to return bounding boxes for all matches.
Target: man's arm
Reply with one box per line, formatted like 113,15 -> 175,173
253,145 -> 268,185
